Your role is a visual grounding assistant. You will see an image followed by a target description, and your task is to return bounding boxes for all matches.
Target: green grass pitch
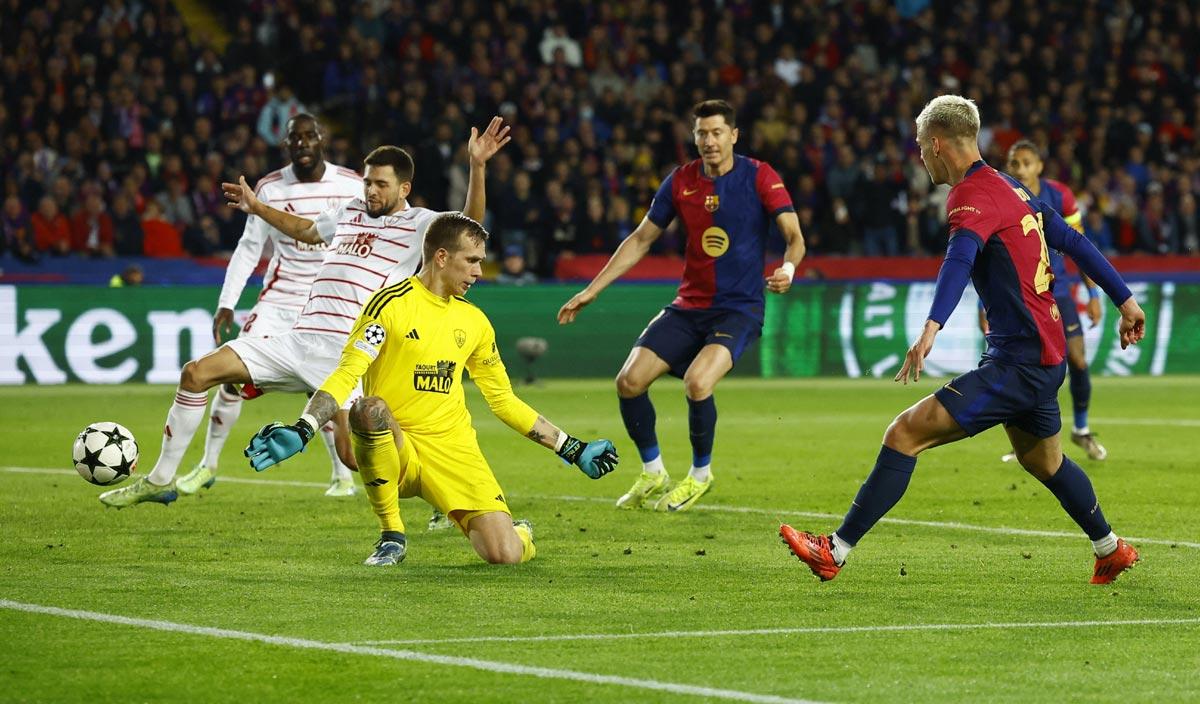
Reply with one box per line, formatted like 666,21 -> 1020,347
1,377 -> 1198,703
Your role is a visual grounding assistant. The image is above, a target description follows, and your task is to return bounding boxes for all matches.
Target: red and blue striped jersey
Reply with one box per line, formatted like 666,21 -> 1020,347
646,155 -> 794,322
947,161 -> 1066,366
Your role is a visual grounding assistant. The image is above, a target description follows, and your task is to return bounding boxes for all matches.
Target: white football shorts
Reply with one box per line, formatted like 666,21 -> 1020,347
238,302 -> 301,338
225,331 -> 361,409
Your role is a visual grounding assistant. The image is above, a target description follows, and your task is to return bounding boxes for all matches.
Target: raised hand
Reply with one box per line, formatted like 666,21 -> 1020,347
221,175 -> 259,215
468,116 -> 512,167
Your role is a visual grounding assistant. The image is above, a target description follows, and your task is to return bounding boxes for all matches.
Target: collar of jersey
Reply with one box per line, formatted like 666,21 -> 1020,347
411,275 -> 452,307
965,159 -> 987,178
699,154 -> 743,182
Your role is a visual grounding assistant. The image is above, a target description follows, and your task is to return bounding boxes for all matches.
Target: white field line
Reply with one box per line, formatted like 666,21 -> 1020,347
6,466 -> 1198,549
0,600 -> 823,704
523,493 -> 1200,550
353,616 -> 1200,646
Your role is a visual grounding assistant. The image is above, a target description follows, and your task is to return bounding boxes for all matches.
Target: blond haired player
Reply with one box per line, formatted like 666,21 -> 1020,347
245,213 -> 619,565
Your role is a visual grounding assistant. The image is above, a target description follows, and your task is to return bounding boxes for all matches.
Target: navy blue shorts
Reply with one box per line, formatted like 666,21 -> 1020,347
635,306 -> 761,378
934,359 -> 1067,438
1056,294 -> 1083,339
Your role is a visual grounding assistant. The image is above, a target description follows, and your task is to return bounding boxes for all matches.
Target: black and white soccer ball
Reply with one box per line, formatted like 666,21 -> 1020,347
72,422 -> 139,486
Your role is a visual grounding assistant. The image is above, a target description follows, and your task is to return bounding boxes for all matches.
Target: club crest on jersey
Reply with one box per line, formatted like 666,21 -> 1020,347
704,194 -> 720,212
701,226 -> 730,257
454,329 -> 466,348
336,232 -> 377,258
413,360 -> 456,394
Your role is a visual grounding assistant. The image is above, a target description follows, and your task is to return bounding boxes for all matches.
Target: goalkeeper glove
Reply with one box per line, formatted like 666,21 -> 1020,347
556,435 -> 618,479
244,417 -> 316,471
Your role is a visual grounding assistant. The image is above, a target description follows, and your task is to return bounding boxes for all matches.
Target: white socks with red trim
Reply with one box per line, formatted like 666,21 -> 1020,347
202,388 -> 243,469
148,388 -> 208,486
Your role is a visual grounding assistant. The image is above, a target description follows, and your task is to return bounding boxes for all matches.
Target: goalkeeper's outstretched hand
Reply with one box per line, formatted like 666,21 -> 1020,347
556,436 -> 618,479
244,419 -> 314,471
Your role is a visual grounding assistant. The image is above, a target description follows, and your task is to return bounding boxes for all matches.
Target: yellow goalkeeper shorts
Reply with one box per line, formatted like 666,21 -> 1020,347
395,426 -> 511,534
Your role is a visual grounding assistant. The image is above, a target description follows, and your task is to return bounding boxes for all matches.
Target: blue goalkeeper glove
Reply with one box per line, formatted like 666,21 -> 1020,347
244,418 -> 316,471
556,435 -> 618,479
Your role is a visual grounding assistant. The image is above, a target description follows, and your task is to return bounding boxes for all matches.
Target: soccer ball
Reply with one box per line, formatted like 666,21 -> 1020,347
72,422 -> 139,486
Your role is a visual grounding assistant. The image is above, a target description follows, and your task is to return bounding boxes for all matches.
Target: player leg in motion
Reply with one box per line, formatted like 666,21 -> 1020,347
1004,140 -> 1107,461
558,99 -> 805,512
243,213 -> 618,565
177,114 -> 363,498
780,95 -> 1144,584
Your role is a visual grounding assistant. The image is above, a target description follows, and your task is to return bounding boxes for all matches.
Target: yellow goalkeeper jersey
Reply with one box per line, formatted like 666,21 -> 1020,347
319,276 -> 539,437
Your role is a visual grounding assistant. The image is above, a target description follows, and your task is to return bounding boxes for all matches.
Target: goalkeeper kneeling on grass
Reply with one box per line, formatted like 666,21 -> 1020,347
244,213 -> 618,565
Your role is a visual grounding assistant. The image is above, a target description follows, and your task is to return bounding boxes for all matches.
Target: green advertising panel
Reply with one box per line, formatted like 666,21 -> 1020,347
1,282 -> 1195,384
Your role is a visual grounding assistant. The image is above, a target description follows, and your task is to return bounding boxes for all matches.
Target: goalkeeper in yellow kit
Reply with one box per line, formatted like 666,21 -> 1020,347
244,213 -> 619,565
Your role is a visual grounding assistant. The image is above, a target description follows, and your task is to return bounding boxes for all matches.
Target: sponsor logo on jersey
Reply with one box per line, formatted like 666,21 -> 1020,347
704,194 -> 720,212
701,226 -> 730,257
336,232 -> 377,258
413,360 -> 457,394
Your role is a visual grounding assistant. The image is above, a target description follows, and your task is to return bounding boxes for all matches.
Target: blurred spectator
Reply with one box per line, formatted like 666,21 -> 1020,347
1084,209 -> 1115,256
109,264 -> 144,287
184,214 -> 223,256
156,176 -> 196,229
32,197 -> 72,256
110,193 -> 145,256
141,201 -> 184,257
70,193 -> 115,257
1180,193 -> 1199,254
2,195 -> 38,262
496,244 -> 538,285
257,82 -> 304,145
1137,183 -> 1179,254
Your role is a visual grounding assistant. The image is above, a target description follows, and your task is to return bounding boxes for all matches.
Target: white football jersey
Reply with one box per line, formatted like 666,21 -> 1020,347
292,198 -> 439,338
217,162 -> 362,311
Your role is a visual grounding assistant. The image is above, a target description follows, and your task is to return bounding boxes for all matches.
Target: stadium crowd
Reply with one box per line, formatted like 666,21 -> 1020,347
2,0 -> 1199,276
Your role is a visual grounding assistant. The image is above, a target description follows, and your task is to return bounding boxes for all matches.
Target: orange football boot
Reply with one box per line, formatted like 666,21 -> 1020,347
1091,538 -> 1139,584
780,524 -> 841,581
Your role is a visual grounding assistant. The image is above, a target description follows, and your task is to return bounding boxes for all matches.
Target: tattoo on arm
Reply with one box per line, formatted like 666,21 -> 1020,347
525,415 -> 561,450
304,391 -> 339,428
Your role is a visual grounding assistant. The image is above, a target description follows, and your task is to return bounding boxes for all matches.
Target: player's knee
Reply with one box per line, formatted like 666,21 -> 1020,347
349,396 -> 391,432
882,414 -> 917,454
179,360 -> 209,392
683,375 -> 713,400
615,370 -> 648,398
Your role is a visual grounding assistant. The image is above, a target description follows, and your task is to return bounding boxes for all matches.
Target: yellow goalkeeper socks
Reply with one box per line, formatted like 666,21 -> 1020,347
352,429 -> 405,534
513,523 -> 536,563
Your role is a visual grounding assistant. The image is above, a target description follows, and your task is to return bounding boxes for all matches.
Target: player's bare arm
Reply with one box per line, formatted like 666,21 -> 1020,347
462,116 -> 511,222
895,319 -> 941,385
557,217 -> 665,324
301,390 -> 341,431
766,211 -> 806,295
222,175 -> 323,244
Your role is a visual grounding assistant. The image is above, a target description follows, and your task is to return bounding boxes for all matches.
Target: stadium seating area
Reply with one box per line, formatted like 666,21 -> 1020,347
2,0 -> 1199,280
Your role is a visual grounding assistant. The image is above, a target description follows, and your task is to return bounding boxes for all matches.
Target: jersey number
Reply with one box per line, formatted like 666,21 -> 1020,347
1020,212 -> 1054,294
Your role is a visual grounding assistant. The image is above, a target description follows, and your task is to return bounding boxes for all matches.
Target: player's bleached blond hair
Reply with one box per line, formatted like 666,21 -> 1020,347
915,94 -> 980,141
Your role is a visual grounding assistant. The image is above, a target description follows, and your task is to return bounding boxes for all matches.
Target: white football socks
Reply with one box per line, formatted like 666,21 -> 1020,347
1092,531 -> 1118,557
148,388 -> 208,486
321,422 -> 353,482
689,464 -> 711,483
1074,426 -> 1090,435
830,532 -> 853,565
202,388 -> 243,469
642,454 -> 666,476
